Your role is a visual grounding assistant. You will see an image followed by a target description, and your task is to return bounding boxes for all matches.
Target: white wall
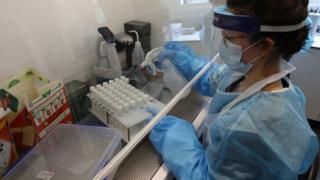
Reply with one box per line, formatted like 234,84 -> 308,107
0,0 -> 133,83
291,49 -> 320,121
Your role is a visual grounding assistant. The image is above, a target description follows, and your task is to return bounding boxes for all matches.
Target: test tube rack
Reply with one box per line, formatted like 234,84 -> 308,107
88,76 -> 165,142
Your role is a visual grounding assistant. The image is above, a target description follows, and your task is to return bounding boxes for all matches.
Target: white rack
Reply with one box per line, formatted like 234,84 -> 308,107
88,77 -> 165,142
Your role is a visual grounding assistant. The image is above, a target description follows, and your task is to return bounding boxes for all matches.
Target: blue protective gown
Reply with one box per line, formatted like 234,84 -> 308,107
149,42 -> 319,180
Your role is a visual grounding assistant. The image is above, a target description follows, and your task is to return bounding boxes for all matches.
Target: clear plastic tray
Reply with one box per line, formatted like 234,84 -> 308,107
4,124 -> 122,180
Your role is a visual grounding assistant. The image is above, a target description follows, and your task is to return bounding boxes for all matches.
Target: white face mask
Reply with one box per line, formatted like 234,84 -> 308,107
219,38 -> 263,73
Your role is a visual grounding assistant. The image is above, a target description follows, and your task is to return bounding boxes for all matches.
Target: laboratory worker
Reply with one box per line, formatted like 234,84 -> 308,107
147,0 -> 319,179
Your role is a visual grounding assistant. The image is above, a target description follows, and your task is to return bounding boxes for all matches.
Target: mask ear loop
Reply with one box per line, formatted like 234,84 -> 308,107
248,54 -> 263,65
243,39 -> 263,52
242,39 -> 264,64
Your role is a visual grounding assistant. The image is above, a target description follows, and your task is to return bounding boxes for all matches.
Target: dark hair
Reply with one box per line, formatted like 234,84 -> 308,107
227,0 -> 309,60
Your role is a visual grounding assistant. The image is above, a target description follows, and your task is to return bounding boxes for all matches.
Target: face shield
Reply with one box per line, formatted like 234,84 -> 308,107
208,5 -> 307,61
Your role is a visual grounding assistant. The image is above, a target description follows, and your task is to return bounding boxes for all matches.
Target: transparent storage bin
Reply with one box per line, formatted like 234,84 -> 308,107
4,124 -> 122,180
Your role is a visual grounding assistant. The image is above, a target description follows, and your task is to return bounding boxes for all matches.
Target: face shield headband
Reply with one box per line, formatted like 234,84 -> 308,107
213,5 -> 306,32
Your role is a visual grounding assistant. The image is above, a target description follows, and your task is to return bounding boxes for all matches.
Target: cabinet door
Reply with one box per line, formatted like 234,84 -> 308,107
291,48 -> 320,121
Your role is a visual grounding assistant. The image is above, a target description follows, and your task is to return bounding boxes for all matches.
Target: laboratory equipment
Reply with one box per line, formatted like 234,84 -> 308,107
4,124 -> 122,180
88,76 -> 165,142
93,27 -> 122,80
125,21 -> 151,53
114,32 -> 134,46
122,30 -> 148,88
120,21 -> 151,88
129,30 -> 145,67
141,47 -> 165,76
124,21 -> 151,69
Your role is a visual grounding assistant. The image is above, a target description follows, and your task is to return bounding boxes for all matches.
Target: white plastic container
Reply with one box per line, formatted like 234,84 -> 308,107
129,30 -> 145,67
4,124 -> 122,180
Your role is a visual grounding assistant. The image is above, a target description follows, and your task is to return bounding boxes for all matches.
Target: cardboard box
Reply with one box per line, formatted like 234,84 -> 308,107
25,81 -> 73,138
0,69 -> 72,154
0,108 -> 18,176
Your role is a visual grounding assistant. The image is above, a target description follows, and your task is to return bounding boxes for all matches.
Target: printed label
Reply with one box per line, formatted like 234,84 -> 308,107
37,171 -> 55,180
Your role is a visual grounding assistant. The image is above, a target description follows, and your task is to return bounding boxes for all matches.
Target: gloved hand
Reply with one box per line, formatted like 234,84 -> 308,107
149,115 -> 196,154
145,106 -> 189,135
153,50 -> 177,69
144,49 -> 178,75
153,41 -> 196,69
145,106 -> 161,125
145,41 -> 197,74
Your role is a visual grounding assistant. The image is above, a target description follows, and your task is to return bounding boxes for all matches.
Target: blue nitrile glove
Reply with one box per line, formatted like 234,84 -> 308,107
164,41 -> 196,57
145,49 -> 178,75
145,106 -> 161,125
153,41 -> 196,70
154,50 -> 177,69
